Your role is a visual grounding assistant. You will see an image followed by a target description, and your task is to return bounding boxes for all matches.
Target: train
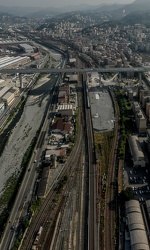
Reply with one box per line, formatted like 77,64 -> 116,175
85,81 -> 90,109
32,226 -> 43,249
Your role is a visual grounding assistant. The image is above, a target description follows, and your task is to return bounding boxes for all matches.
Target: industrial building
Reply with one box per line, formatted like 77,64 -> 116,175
146,103 -> 150,121
146,129 -> 150,152
139,89 -> 150,103
125,200 -> 149,250
145,200 -> 150,221
0,102 -> 5,115
0,86 -> 10,98
59,84 -> 70,95
0,56 -> 30,69
2,92 -> 15,107
65,74 -> 78,83
58,91 -> 67,104
69,93 -> 77,107
128,135 -> 146,167
19,43 -> 33,53
51,118 -> 73,134
132,102 -> 147,134
9,86 -> 20,96
57,104 -> 75,116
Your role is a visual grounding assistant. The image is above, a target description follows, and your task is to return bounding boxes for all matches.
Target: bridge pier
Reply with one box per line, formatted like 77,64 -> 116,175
139,72 -> 142,85
19,74 -> 23,89
99,73 -> 101,86
119,72 -> 121,82
59,73 -> 63,85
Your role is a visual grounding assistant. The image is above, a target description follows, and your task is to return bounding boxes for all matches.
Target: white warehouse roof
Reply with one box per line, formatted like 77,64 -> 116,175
19,43 -> 33,50
95,93 -> 99,100
126,200 -> 141,213
0,86 -> 10,98
2,91 -> 14,100
127,213 -> 145,231
58,104 -> 73,110
145,200 -> 150,220
69,58 -> 76,63
0,56 -> 29,69
125,200 -> 149,250
128,135 -> 145,161
130,230 -> 149,250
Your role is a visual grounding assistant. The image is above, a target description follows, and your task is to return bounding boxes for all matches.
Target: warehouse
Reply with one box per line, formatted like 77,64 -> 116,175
57,104 -> 75,116
145,200 -> 150,221
125,200 -> 149,250
65,74 -> 78,83
2,92 -> 15,107
0,102 -> 5,115
128,135 -> 146,167
0,56 -> 30,69
9,87 -> 20,96
0,86 -> 10,98
19,43 -> 33,53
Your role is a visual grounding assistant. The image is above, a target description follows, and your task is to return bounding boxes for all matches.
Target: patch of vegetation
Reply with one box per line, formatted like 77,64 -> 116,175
119,187 -> 135,206
94,132 -> 114,175
94,131 -> 114,249
56,175 -> 68,194
115,89 -> 135,159
31,197 -> 41,213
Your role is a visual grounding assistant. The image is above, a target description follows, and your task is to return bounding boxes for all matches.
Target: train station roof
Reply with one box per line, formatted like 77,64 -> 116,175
125,200 -> 149,250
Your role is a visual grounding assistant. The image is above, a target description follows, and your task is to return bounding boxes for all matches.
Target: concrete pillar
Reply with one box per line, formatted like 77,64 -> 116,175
119,72 -> 121,82
139,72 -> 142,85
19,74 -> 23,89
59,73 -> 63,85
99,73 -> 101,85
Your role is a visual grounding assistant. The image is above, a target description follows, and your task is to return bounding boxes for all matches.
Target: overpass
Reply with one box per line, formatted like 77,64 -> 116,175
0,66 -> 149,74
0,66 -> 147,88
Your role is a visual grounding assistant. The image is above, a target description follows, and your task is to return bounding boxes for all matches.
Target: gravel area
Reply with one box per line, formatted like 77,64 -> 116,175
0,52 -> 62,196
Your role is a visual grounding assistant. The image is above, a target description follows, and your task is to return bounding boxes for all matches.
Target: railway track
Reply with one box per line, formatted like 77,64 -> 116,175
49,77 -> 86,250
105,91 -> 119,250
21,127 -> 83,249
44,148 -> 84,250
86,108 -> 97,250
21,84 -> 84,250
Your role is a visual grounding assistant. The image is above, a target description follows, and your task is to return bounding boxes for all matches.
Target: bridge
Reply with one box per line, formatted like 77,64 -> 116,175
0,66 -> 148,88
0,66 -> 149,74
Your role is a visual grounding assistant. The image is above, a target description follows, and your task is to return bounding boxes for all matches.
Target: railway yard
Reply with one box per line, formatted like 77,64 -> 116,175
20,78 -> 86,250
2,43 -> 150,250
0,52 -> 122,250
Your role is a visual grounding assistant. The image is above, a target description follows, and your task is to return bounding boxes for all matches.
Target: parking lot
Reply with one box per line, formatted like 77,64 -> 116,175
123,164 -> 150,202
89,86 -> 115,132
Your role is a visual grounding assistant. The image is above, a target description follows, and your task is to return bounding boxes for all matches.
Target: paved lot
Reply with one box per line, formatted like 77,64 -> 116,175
123,162 -> 150,202
89,86 -> 115,132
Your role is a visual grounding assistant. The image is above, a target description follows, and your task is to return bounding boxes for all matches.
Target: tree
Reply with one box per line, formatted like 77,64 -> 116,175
119,187 -> 134,205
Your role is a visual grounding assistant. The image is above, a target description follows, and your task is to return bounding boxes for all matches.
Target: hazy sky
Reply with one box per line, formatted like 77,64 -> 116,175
0,0 -> 134,8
